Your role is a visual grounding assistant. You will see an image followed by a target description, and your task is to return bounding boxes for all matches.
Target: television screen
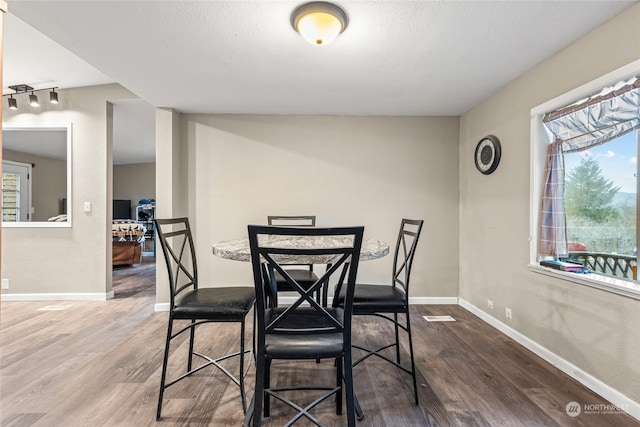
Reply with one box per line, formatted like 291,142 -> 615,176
113,199 -> 131,219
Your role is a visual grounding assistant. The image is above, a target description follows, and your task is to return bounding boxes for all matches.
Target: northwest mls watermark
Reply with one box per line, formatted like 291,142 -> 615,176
565,401 -> 629,417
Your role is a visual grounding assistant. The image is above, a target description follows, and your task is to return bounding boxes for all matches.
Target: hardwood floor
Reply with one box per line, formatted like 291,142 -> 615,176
1,259 -> 638,426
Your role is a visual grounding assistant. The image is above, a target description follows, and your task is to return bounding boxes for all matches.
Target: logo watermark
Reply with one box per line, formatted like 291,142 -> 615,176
565,401 -> 629,417
565,401 -> 581,417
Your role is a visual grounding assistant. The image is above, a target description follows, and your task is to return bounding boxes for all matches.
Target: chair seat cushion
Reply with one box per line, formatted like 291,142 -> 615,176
275,269 -> 319,290
264,307 -> 345,359
173,287 -> 255,320
334,284 -> 407,311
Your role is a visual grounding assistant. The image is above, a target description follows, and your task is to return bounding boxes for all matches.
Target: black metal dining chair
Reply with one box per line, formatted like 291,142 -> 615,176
245,225 -> 364,427
333,219 -> 424,406
154,218 -> 256,420
266,215 -> 321,306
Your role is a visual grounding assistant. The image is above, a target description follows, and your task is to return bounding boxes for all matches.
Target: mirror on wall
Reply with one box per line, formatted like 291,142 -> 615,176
2,123 -> 72,227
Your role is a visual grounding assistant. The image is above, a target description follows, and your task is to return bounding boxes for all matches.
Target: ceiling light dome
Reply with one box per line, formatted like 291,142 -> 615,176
291,2 -> 348,46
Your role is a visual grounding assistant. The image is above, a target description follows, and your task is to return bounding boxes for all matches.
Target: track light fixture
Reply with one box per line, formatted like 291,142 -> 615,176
3,84 -> 60,110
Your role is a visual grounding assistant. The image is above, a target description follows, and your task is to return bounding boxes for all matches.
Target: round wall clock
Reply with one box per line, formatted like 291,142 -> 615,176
474,135 -> 501,175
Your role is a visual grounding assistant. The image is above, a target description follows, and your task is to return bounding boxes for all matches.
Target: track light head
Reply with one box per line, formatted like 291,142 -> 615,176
29,92 -> 39,107
49,89 -> 59,104
8,96 -> 17,110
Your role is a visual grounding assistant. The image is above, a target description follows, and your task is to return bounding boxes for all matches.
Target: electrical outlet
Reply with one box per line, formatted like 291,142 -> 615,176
487,299 -> 494,309
505,307 -> 512,320
1,279 -> 8,290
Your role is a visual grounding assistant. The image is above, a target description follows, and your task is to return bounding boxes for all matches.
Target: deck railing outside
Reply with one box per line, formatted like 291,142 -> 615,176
566,251 -> 637,280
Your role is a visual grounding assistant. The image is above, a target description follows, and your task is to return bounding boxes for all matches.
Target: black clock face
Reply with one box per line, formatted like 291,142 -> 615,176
474,135 -> 501,175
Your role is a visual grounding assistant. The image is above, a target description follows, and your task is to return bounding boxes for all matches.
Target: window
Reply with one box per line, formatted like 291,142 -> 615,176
530,60 -> 640,299
564,131 -> 638,280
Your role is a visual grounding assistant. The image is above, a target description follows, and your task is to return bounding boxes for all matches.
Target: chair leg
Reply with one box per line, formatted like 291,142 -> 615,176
344,351 -> 356,427
188,319 -> 196,371
394,312 -> 400,364
240,319 -> 247,413
156,316 -> 174,421
405,309 -> 419,405
335,357 -> 343,415
263,358 -> 272,417
252,305 -> 257,363
253,353 -> 266,427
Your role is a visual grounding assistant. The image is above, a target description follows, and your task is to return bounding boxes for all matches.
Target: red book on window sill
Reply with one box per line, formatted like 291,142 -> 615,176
540,260 -> 585,272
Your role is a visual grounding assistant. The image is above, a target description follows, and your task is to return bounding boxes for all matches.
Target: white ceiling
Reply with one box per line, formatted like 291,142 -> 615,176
3,1 -> 638,160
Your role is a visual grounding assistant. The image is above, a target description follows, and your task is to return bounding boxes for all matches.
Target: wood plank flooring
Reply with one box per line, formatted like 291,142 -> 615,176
1,258 -> 638,426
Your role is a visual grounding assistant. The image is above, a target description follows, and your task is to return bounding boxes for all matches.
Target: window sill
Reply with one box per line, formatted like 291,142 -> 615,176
529,263 -> 640,300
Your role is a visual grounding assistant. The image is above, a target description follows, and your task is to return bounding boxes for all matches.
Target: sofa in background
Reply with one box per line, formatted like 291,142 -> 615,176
112,220 -> 146,266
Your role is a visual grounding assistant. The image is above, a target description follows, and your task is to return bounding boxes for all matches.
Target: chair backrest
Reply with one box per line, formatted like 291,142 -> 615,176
267,216 -> 317,269
267,215 -> 316,227
392,219 -> 424,293
155,218 -> 198,309
248,225 -> 364,340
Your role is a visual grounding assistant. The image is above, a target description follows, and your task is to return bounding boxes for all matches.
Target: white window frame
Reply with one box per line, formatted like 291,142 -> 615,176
529,60 -> 640,300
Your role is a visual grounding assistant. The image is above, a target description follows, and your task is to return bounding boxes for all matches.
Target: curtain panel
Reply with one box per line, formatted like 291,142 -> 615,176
538,76 -> 640,259
538,141 -> 568,258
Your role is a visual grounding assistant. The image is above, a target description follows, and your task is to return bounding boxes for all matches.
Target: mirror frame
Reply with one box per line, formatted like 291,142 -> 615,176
2,122 -> 72,228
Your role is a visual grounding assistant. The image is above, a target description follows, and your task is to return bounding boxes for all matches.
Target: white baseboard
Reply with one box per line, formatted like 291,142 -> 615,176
1,291 -> 114,301
458,298 -> 640,422
155,302 -> 170,312
410,296 -> 458,305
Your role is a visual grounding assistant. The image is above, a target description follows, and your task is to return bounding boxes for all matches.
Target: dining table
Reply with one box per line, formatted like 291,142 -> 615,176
213,234 -> 389,306
212,231 -> 389,421
213,234 -> 389,263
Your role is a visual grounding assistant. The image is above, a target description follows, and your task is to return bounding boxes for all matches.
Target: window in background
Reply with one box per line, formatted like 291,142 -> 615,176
564,131 -> 638,280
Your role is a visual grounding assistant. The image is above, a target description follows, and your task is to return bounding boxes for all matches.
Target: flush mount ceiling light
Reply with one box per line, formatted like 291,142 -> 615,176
3,84 -> 60,110
291,1 -> 348,46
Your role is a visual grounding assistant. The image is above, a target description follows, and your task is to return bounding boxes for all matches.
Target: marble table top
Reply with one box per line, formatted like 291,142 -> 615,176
213,235 -> 389,264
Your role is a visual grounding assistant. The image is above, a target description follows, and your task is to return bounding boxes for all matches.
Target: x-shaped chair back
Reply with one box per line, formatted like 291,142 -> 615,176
249,225 -> 363,336
155,218 -> 198,308
392,219 -> 424,294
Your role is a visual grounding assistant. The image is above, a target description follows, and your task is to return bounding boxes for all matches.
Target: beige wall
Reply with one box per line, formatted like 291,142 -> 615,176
179,114 -> 460,299
113,162 -> 156,218
459,4 -> 640,402
1,84 -> 137,296
3,149 -> 66,221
